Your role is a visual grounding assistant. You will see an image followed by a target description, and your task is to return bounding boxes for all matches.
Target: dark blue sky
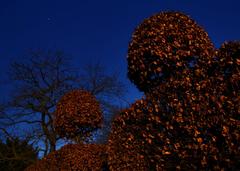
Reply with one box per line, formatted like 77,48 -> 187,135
1,0 -> 240,103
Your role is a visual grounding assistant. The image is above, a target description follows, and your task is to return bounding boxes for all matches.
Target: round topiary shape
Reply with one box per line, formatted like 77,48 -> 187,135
54,89 -> 103,140
127,11 -> 215,92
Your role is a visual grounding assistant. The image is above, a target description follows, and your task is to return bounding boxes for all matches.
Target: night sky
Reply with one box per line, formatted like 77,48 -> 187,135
1,0 -> 240,104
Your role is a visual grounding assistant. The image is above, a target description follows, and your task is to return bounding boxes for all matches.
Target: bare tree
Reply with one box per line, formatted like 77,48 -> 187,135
4,50 -> 127,155
5,50 -> 78,156
0,103 -> 12,141
0,104 -> 4,124
79,63 -> 127,109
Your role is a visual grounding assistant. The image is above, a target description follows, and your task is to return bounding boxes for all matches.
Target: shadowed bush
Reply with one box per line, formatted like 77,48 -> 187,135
25,144 -> 107,171
0,138 -> 38,171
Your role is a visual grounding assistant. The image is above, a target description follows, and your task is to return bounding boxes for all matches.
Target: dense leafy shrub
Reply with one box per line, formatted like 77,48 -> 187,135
54,89 -> 103,141
108,12 -> 240,170
127,12 -> 214,92
25,144 -> 107,171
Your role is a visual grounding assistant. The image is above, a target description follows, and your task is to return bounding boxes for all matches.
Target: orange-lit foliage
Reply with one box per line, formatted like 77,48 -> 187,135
107,100 -> 148,171
108,11 -> 240,170
212,41 -> 240,121
54,89 -> 103,140
25,144 -> 107,171
127,12 -> 214,92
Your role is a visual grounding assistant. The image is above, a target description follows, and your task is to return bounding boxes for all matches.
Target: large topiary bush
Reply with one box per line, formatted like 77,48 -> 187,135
108,11 -> 240,170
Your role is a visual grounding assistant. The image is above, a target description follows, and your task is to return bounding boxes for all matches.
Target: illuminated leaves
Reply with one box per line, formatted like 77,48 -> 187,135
25,144 -> 107,171
109,13 -> 240,170
107,99 -> 185,170
127,12 -> 214,92
54,89 -> 103,140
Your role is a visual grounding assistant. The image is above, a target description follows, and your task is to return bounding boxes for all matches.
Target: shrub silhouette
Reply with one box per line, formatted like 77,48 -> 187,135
26,11 -> 239,170
108,12 -> 240,170
0,138 -> 38,171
